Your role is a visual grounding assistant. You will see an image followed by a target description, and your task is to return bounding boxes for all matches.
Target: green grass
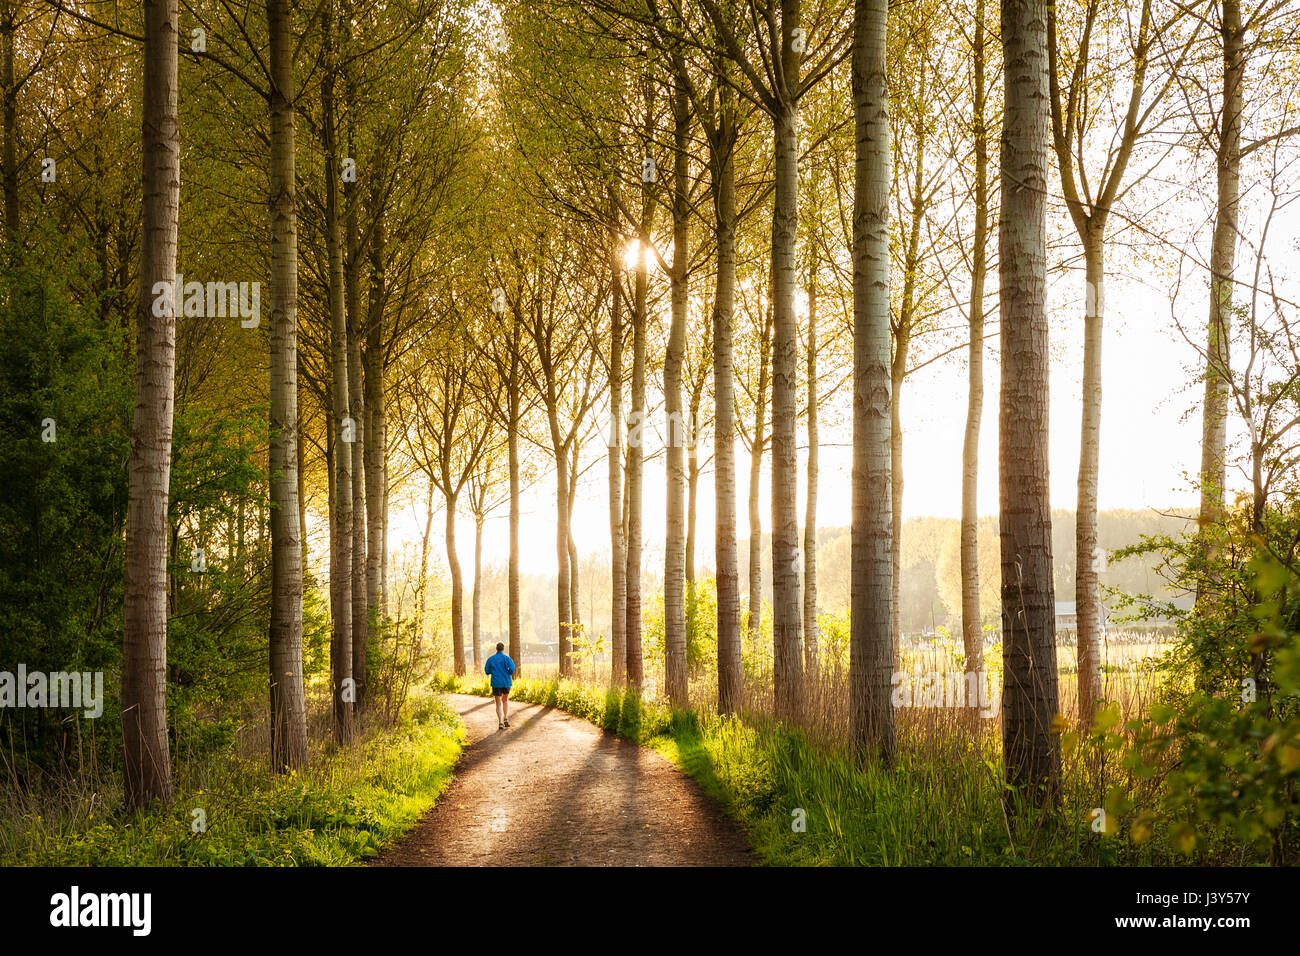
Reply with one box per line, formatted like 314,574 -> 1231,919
432,672 -> 1211,866
432,673 -> 677,740
1,697 -> 465,866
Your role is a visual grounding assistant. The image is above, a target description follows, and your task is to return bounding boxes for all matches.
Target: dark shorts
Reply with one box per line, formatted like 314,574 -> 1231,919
492,685 -> 510,697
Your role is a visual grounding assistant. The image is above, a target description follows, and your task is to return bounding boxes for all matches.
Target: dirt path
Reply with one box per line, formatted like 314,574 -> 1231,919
371,693 -> 753,867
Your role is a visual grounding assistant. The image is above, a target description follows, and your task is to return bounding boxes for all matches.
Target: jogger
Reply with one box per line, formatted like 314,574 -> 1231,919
485,642 -> 515,729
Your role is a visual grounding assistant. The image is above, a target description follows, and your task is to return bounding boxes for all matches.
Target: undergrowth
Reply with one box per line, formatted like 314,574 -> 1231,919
0,696 -> 463,866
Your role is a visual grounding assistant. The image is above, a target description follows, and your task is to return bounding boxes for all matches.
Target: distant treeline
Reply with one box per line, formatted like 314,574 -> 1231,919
432,508 -> 1192,655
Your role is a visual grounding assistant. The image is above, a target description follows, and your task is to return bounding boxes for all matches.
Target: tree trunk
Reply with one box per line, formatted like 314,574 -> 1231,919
567,440 -> 580,663
326,416 -> 335,590
380,476 -> 389,613
748,310 -> 772,655
891,77 -> 925,660
625,109 -> 652,692
713,90 -> 743,714
553,415 -> 573,677
1196,0 -> 1241,591
508,365 -> 523,675
1075,231 -> 1105,725
686,402 -> 700,666
123,0 -> 179,809
295,403 -> 307,570
849,0 -> 894,762
960,0 -> 988,682
803,252 -> 819,673
344,132 -> 368,712
608,200 -> 627,686
365,203 -> 386,620
890,332 -> 907,660
381,476 -> 389,613
686,389 -> 702,586
447,491 -> 465,675
625,277 -> 645,692
999,0 -> 1061,805
770,75 -> 804,724
686,435 -> 701,582
664,49 -> 690,707
418,479 -> 433,640
1045,0 -> 1152,725
473,516 -> 484,669
322,15 -> 352,744
1,2 -> 18,254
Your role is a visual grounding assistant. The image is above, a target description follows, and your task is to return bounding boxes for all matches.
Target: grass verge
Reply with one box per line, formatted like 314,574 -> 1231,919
1,697 -> 464,866
431,673 -> 1199,866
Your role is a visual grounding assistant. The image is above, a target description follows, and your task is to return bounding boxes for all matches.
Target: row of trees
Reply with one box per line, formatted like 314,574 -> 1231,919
413,0 -> 1295,808
63,0 -> 476,807
9,0 -> 1290,810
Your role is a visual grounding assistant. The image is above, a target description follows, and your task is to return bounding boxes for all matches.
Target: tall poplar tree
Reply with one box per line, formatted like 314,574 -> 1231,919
123,0 -> 180,810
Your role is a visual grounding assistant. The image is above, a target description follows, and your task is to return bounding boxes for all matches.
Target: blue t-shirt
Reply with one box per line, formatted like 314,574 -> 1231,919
485,651 -> 515,688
